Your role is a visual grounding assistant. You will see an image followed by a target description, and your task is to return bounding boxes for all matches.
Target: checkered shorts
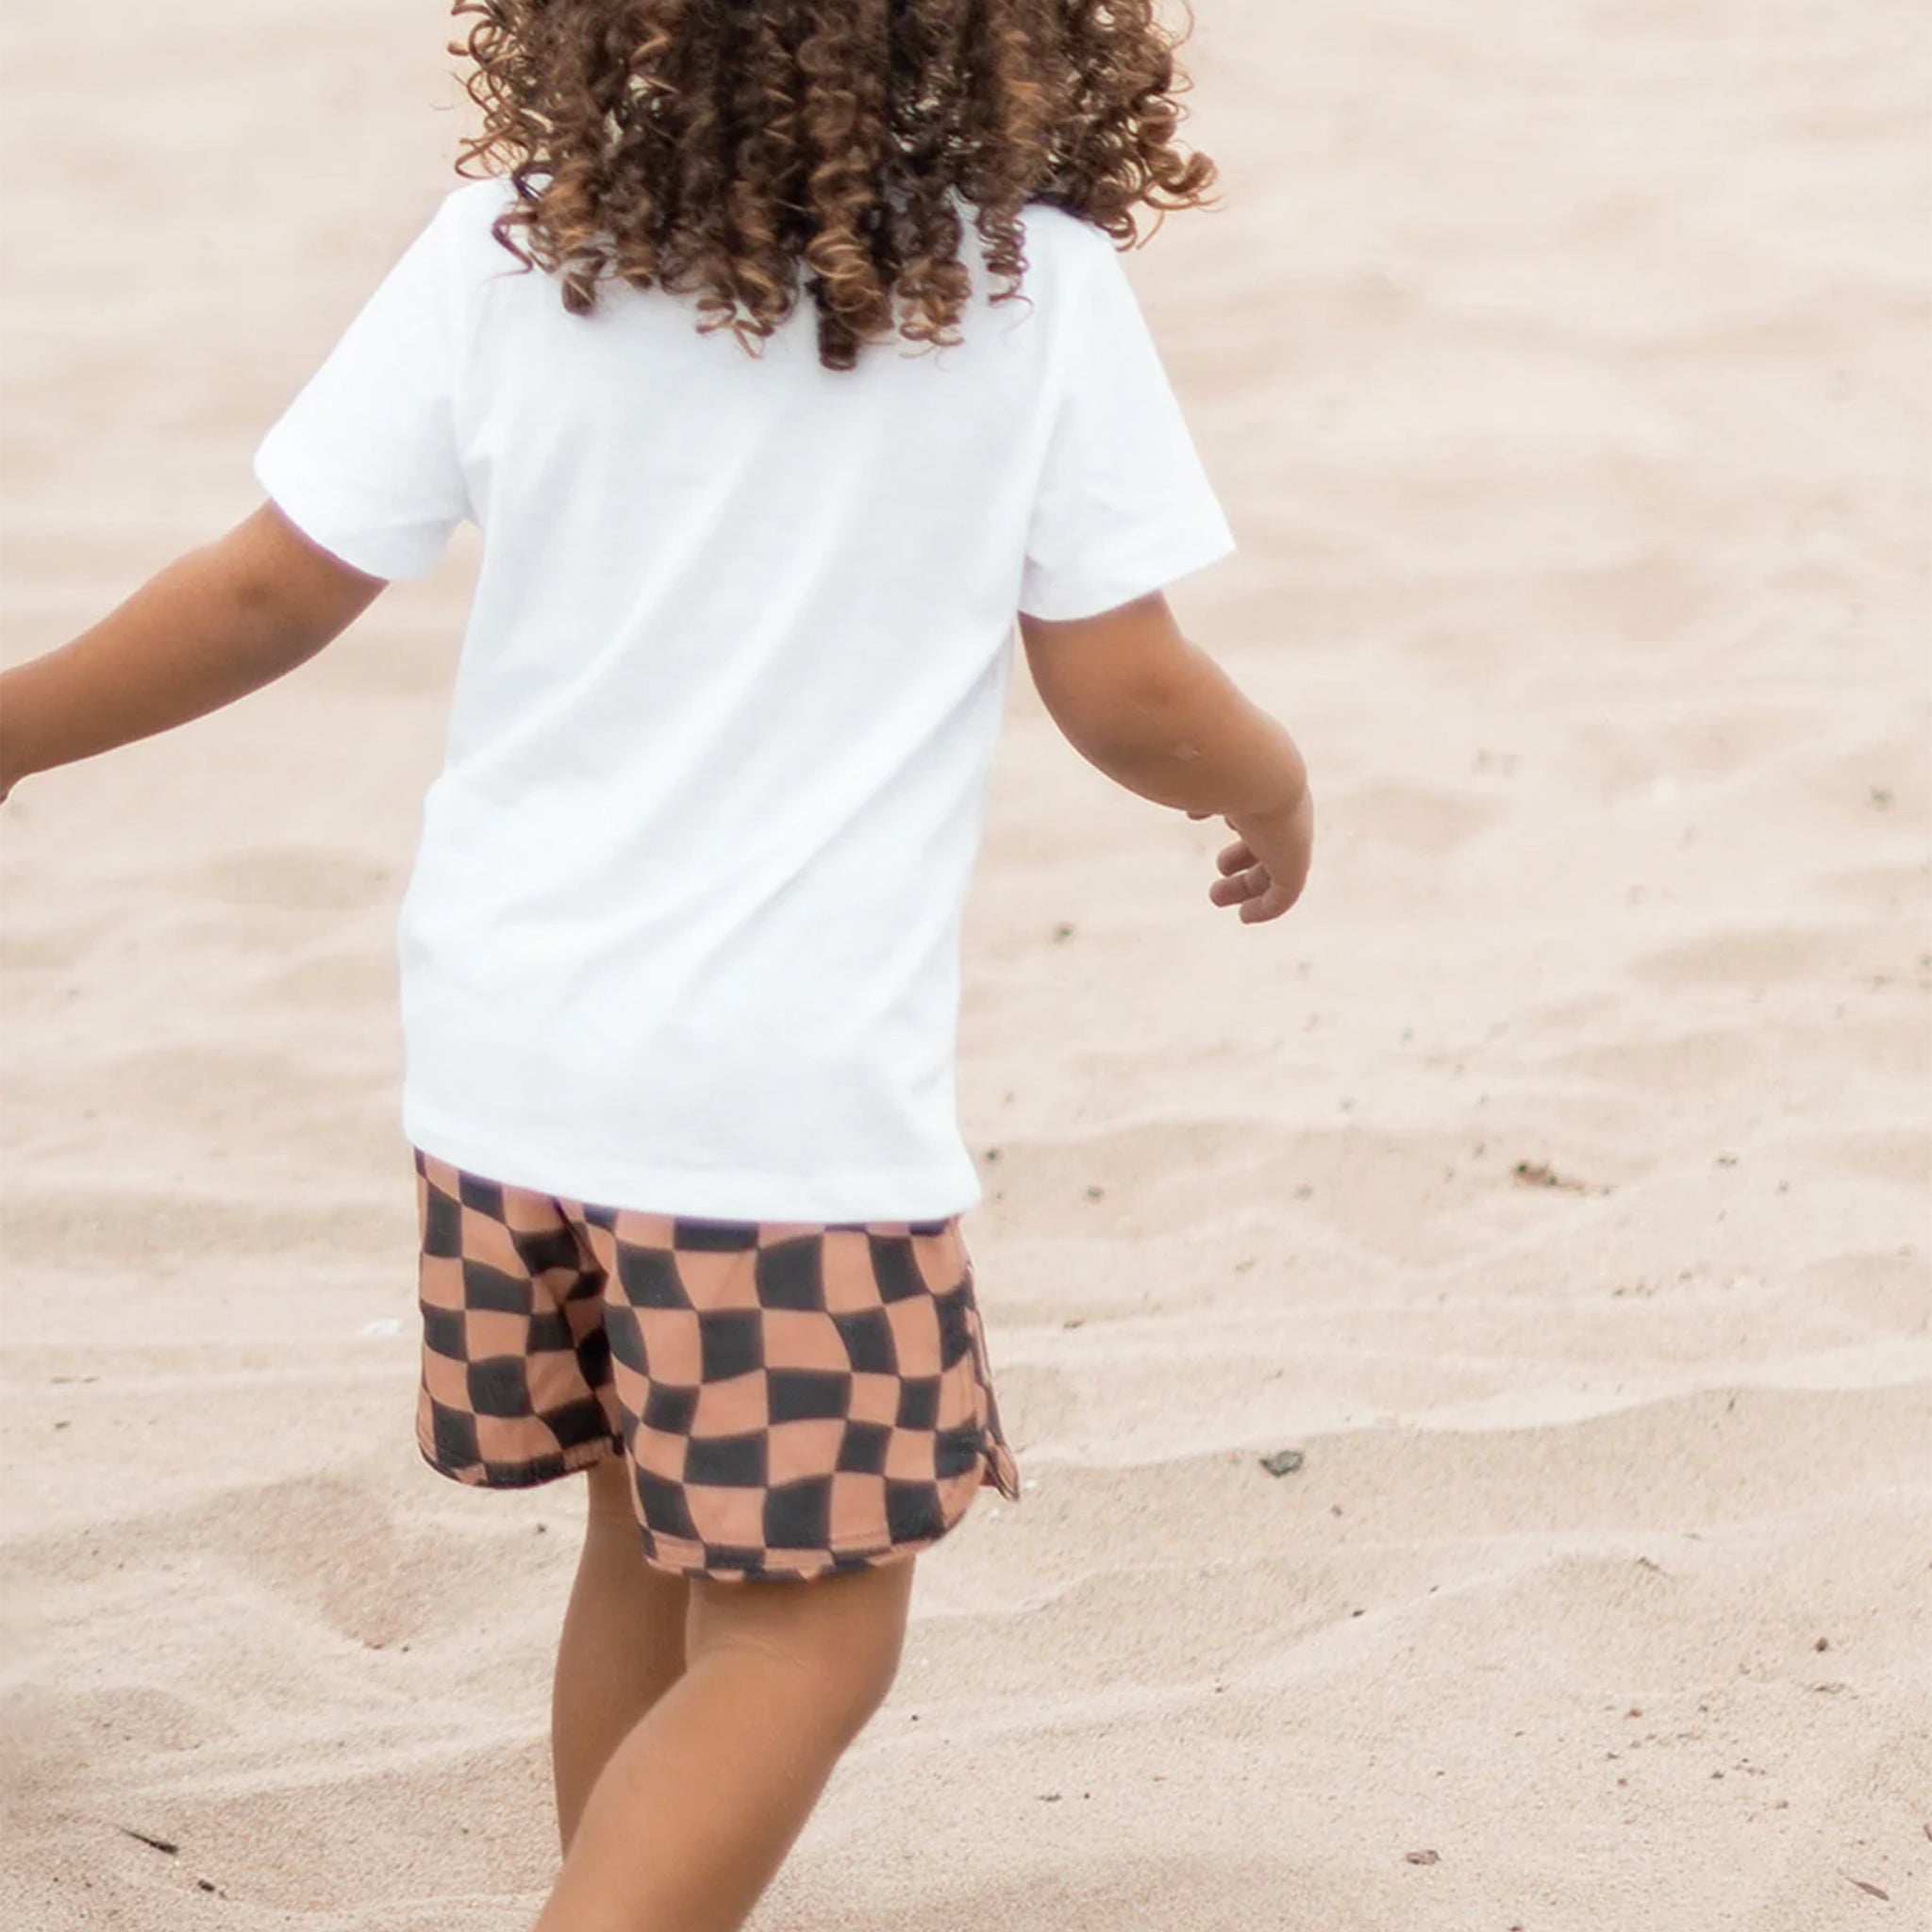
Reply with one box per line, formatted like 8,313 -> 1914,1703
413,1149 -> 1022,1582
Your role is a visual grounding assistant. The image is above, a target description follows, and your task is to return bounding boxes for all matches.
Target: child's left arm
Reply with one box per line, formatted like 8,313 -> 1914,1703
0,506 -> 383,801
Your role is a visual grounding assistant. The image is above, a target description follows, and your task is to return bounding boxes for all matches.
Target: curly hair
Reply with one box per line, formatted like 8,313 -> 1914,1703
449,1 -> 1216,370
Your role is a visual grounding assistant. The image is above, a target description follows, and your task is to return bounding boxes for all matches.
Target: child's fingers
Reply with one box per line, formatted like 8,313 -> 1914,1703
1216,840 -> 1255,875
1240,877 -> 1300,924
1209,864 -> 1270,908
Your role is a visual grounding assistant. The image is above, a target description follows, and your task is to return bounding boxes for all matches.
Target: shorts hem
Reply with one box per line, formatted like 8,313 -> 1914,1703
416,1430 -> 1020,1581
417,1434 -> 619,1490
634,1439 -> 1022,1584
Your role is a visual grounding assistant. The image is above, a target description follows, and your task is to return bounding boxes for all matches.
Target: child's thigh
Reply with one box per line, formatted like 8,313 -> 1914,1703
685,1558 -> 915,1725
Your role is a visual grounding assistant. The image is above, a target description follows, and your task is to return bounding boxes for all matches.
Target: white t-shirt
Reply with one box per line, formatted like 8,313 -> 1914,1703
256,176 -> 1234,1222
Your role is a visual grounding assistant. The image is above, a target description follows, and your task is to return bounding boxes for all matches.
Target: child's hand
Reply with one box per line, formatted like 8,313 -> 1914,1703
1195,791 -> 1314,924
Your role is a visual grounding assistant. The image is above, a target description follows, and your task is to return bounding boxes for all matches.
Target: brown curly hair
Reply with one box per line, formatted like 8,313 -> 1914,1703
450,1 -> 1216,370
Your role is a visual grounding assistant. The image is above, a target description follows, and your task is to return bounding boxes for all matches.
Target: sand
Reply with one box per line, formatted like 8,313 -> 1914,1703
2,0 -> 1928,1926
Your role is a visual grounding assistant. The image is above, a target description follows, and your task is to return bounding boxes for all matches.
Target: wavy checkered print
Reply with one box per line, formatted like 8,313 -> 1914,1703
413,1150 -> 1021,1581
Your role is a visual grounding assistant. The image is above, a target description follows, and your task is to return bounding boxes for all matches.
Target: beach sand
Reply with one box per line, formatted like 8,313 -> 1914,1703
2,1 -> 1928,1926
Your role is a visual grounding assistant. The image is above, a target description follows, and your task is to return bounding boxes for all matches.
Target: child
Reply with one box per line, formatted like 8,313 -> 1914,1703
0,3 -> 1312,1926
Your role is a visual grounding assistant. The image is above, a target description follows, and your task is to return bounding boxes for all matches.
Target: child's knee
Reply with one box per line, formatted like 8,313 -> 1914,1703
690,1561 -> 912,1741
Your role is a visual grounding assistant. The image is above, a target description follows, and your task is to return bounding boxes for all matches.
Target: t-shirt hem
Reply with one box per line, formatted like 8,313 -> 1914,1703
254,444 -> 445,584
402,1107 -> 987,1225
1018,518 -> 1237,623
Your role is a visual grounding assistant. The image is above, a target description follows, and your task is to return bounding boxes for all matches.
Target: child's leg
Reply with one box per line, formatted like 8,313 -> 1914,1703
534,1553 -> 915,1932
550,1457 -> 692,1849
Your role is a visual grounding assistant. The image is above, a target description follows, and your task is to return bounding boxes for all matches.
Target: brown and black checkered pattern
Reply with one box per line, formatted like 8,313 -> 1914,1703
413,1149 -> 1022,1581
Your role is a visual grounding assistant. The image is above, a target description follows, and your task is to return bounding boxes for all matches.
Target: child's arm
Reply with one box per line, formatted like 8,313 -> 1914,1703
1019,591 -> 1314,924
0,506 -> 383,801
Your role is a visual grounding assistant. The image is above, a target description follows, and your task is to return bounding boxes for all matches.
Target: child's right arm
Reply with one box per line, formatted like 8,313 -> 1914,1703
0,506 -> 382,802
1019,591 -> 1314,924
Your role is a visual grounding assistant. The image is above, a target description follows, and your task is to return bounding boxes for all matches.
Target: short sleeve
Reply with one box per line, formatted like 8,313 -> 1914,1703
254,192 -> 473,582
1018,232 -> 1236,622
